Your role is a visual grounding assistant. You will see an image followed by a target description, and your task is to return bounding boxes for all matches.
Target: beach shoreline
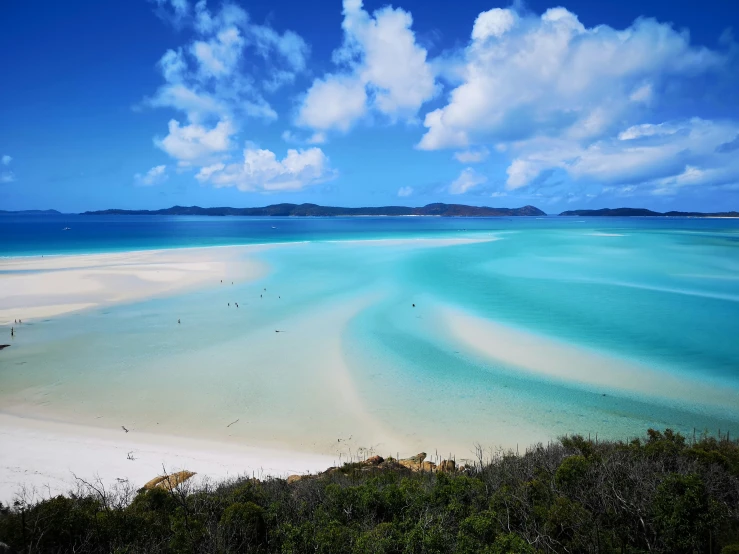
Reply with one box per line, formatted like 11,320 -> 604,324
2,233 -> 738,504
0,412 -> 336,503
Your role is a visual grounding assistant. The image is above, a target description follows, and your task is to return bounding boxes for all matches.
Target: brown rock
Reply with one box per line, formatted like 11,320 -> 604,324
287,474 -> 306,484
141,475 -> 168,490
398,452 -> 427,470
439,460 -> 456,472
365,455 -> 384,465
421,461 -> 437,472
142,470 -> 196,491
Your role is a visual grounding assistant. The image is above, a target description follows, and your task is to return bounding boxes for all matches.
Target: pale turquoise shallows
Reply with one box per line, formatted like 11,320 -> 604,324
1,215 -> 738,457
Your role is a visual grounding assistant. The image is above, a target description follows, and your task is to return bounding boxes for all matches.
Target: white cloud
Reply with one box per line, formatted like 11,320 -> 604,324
195,146 -> 335,192
418,7 -> 722,150
134,165 -> 169,186
618,122 -> 680,141
397,186 -> 413,197
145,2 -> 308,126
156,119 -> 235,166
297,0 -> 437,133
449,167 -> 487,194
471,8 -> 516,41
1,155 -> 11,165
142,1 -> 323,194
298,75 -> 367,132
453,148 -> 489,163
191,26 -> 244,79
504,118 -> 739,194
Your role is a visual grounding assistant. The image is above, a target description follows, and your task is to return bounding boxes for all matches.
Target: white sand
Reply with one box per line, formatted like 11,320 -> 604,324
0,246 -> 269,325
0,413 -> 335,503
439,304 -> 739,410
0,288 -> 409,460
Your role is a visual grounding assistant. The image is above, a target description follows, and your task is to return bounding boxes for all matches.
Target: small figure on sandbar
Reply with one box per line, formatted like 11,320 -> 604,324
10,327 -> 14,337
178,319 -> 180,324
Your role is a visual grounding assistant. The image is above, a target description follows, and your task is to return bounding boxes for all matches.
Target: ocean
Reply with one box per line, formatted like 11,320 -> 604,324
1,214 -> 738,458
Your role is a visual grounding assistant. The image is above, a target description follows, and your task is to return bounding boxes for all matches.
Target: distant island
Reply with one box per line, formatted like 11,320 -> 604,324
0,209 -> 62,215
83,203 -> 547,217
560,207 -> 739,217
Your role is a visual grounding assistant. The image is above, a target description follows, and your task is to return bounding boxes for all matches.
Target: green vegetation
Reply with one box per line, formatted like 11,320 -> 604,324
1,429 -> 738,553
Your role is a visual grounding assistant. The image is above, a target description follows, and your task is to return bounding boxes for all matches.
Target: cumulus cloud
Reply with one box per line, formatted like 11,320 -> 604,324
397,186 -> 413,197
410,4 -> 739,201
144,1 -> 304,127
453,148 -> 489,163
504,118 -> 739,194
143,1 -> 324,195
195,145 -> 335,192
418,7 -> 722,151
299,75 -> 368,132
155,119 -> 234,166
449,167 -> 487,194
134,165 -> 169,186
297,0 -> 437,134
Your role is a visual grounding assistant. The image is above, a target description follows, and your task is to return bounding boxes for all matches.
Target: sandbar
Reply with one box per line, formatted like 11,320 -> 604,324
0,246 -> 269,325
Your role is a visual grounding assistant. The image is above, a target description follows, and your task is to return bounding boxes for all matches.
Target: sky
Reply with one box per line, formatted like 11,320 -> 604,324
1,0 -> 739,213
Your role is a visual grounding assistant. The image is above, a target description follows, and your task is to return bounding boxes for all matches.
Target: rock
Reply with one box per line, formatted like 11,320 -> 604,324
365,455 -> 384,465
398,452 -> 427,470
287,474 -> 306,484
438,460 -> 456,472
421,461 -> 437,472
0,345 -> 10,351
141,470 -> 196,492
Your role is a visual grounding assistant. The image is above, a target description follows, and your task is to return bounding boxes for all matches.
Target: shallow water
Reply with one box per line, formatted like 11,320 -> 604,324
1,215 -> 738,456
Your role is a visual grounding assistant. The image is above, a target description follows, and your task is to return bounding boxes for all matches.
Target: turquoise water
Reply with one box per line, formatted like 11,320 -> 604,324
1,215 -> 738,455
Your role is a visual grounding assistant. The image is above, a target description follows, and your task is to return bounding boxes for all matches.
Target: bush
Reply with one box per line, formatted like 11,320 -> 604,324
0,428 -> 737,553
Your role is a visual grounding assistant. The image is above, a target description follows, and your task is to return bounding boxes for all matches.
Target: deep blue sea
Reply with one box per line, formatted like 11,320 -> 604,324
1,214 -> 738,455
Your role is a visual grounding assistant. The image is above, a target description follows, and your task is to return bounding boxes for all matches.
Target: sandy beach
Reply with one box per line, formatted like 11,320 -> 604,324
0,240 -> 480,502
0,413 -> 335,502
0,246 -> 269,325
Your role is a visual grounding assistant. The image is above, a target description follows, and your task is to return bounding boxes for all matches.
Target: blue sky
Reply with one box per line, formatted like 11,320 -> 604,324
1,0 -> 738,213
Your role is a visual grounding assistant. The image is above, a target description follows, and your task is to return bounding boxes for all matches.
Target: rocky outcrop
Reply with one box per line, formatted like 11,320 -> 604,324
398,452 -> 427,470
0,345 -> 10,351
285,452 -> 463,485
140,470 -> 197,492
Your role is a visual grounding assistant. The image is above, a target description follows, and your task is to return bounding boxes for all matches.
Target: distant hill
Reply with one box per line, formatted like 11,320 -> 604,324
0,209 -> 62,215
83,203 -> 547,217
560,208 -> 739,217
